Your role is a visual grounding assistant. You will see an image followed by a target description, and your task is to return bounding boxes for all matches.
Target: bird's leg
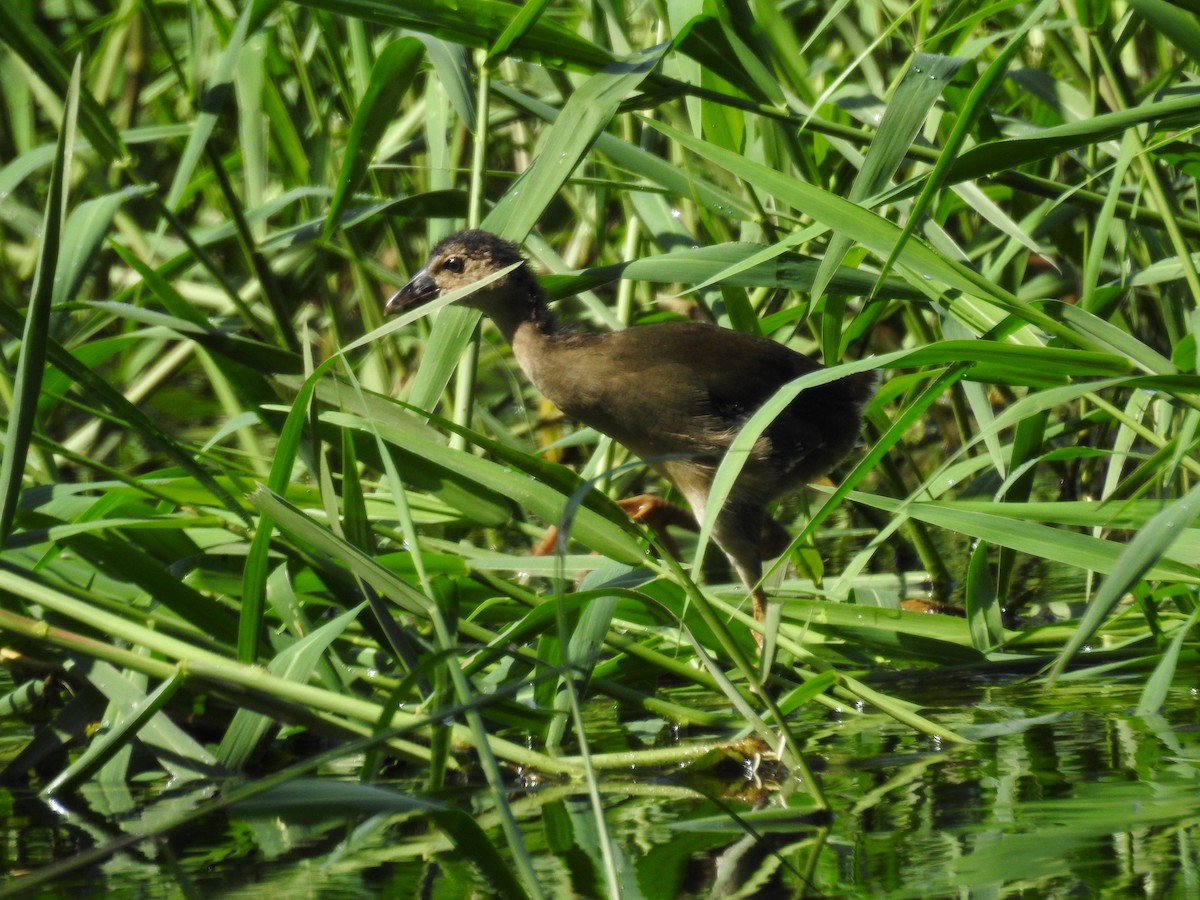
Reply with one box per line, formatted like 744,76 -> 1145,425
750,585 -> 769,624
710,504 -> 771,648
530,495 -> 696,558
759,515 -> 794,562
614,495 -> 696,560
529,527 -> 562,558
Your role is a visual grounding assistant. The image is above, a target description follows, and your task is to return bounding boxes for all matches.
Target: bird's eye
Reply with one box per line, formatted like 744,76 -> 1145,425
441,256 -> 465,274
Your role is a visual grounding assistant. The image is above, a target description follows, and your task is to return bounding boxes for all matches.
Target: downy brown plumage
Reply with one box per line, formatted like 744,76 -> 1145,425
387,230 -> 876,642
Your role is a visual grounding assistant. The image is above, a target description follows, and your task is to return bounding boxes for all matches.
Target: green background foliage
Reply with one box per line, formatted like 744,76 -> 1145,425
1,0 -> 1198,894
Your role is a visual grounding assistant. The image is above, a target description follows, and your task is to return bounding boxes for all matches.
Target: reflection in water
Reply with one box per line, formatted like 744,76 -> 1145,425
2,677 -> 1197,896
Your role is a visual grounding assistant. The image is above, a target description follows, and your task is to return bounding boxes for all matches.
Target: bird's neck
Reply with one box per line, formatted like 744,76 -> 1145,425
477,287 -> 563,376
513,313 -> 569,399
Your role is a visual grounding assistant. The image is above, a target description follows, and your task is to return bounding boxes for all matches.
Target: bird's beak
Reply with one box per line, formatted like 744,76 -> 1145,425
385,269 -> 438,316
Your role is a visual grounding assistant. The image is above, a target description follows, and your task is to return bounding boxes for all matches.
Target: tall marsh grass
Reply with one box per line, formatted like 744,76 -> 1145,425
1,0 -> 1198,893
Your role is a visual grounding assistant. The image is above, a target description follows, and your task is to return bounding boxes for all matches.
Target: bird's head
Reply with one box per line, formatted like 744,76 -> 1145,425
385,229 -> 531,317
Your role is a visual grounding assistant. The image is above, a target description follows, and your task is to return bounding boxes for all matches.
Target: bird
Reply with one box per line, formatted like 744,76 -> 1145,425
386,229 -> 876,643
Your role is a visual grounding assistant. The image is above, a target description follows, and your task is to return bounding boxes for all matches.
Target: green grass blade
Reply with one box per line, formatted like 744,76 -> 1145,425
162,5 -> 252,212
814,52 -> 966,354
1046,482 -> 1200,686
43,671 -> 187,796
966,541 -> 1004,651
219,604 -> 365,769
483,42 -> 667,240
496,84 -> 754,220
290,0 -> 614,71
486,0 -> 552,63
874,0 -> 1056,290
549,242 -> 927,302
1136,605 -> 1200,717
936,88 -> 1200,186
0,5 -> 124,160
0,56 -> 78,544
673,14 -> 784,104
851,490 -> 1199,582
54,186 -> 156,307
647,117 -> 1083,346
1129,0 -> 1200,66
324,38 -> 426,241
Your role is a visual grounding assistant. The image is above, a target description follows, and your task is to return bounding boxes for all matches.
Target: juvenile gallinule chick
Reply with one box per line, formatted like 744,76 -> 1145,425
387,230 -> 876,640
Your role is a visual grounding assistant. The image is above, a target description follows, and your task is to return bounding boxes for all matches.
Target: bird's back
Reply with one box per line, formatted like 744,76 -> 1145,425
529,320 -> 874,486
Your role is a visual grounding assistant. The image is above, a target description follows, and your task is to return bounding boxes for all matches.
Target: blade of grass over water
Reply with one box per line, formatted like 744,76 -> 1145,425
1045,483 -> 1200,686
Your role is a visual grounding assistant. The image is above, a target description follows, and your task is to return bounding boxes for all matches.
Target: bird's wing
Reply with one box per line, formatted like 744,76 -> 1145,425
538,322 -> 820,462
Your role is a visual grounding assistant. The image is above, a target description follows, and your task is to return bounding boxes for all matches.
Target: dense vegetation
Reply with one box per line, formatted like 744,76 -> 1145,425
1,0 -> 1198,894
